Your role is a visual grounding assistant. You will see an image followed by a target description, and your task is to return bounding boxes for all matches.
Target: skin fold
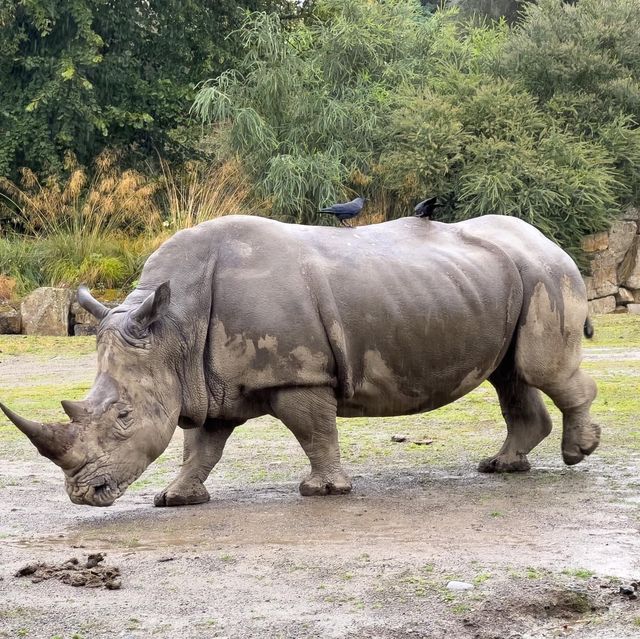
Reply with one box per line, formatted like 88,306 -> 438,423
2,215 -> 599,507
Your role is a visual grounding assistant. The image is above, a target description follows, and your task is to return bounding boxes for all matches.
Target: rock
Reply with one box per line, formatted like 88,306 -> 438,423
588,296 -> 616,315
581,232 -> 609,253
71,302 -> 99,327
0,275 -> 17,303
615,287 -> 635,305
85,553 -> 105,569
584,255 -> 618,298
411,438 -> 434,445
620,206 -> 640,221
0,305 -> 21,334
447,580 -> 474,591
613,306 -> 629,314
627,304 -> 640,315
618,236 -> 640,289
608,220 -> 638,264
391,434 -> 407,443
74,324 -> 97,336
105,579 -> 121,590
70,298 -> 118,336
20,287 -> 74,336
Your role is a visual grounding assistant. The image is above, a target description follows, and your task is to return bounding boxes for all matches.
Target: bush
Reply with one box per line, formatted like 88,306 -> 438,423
193,0 -> 635,252
0,0 -> 290,178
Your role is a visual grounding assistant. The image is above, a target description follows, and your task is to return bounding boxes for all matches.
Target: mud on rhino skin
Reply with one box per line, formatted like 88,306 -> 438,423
0,215 -> 600,506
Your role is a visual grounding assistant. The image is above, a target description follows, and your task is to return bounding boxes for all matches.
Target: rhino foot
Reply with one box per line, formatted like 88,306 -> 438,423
154,480 -> 210,507
299,471 -> 353,496
478,453 -> 531,474
562,421 -> 601,466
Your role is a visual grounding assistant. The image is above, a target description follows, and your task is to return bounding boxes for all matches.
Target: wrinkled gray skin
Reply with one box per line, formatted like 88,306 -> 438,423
2,215 -> 600,507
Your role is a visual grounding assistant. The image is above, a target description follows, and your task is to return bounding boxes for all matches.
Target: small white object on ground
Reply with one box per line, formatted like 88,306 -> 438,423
446,580 -> 474,591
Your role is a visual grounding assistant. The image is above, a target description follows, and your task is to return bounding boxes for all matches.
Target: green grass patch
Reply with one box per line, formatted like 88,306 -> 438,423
0,335 -> 95,357
586,315 -> 640,348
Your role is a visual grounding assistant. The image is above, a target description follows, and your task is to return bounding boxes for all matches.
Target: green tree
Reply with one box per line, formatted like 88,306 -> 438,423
0,0 -> 284,178
193,0 -> 633,252
498,0 -> 640,199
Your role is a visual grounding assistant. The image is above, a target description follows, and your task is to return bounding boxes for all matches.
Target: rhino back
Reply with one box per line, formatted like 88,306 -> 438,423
201,216 -> 523,418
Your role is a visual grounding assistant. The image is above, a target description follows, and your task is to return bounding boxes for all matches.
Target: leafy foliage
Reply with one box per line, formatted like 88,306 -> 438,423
0,153 -> 255,294
0,0 -> 285,178
498,0 -> 640,201
194,0 -> 638,251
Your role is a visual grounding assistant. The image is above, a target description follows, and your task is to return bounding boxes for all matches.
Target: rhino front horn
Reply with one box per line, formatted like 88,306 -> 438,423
0,402 -> 78,465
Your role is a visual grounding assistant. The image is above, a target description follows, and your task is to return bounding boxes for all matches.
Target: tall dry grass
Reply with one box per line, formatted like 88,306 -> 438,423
159,157 -> 254,231
0,154 -> 259,295
0,150 -> 160,238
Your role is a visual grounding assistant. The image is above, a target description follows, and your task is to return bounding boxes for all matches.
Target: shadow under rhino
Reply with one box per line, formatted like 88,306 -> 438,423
1,215 -> 601,507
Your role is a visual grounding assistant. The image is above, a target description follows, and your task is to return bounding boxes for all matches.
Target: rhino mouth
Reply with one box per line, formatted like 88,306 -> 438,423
66,470 -> 140,507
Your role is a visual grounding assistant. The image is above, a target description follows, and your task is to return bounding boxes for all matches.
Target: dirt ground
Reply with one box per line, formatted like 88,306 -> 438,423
1,336 -> 640,639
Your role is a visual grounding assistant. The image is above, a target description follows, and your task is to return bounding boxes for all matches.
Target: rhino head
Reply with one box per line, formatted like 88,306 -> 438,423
1,283 -> 182,506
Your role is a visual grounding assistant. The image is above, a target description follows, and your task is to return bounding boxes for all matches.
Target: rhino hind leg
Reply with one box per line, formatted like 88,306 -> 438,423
479,369 -> 553,474
538,370 -> 600,466
514,283 -> 600,467
154,421 -> 236,507
270,386 -> 352,496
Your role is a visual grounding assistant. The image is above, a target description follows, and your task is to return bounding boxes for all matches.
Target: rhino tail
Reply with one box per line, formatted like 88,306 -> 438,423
583,316 -> 594,339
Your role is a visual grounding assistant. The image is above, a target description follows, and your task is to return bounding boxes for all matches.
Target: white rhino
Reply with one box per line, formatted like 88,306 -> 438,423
1,215 -> 600,506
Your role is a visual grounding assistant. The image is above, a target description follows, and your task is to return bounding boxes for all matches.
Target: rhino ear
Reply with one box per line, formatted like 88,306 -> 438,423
131,281 -> 171,331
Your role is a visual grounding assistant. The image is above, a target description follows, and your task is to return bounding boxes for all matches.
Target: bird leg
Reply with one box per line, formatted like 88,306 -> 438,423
340,220 -> 351,228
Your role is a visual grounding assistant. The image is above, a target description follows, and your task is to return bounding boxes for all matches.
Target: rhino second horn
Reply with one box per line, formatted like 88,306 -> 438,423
77,285 -> 109,321
61,399 -> 89,422
0,402 -> 78,463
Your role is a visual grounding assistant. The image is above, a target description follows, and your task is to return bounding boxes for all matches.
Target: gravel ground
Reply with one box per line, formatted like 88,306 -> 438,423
1,345 -> 639,639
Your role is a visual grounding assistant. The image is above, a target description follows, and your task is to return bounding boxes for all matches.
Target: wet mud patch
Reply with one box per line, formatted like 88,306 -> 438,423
15,552 -> 121,589
462,578 -> 628,639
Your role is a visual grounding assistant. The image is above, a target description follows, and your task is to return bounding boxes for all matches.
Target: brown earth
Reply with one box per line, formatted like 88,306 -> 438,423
1,346 -> 640,639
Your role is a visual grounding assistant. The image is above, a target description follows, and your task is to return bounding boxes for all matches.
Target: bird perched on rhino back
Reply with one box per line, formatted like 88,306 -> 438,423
319,196 -> 365,227
414,196 -> 443,219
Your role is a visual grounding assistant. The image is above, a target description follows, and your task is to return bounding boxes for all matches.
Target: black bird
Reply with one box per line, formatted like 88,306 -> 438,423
320,196 -> 365,227
414,196 -> 443,219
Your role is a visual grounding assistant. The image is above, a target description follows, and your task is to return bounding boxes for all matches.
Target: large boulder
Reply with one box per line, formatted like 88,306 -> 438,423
20,288 -> 74,336
581,232 -> 609,254
607,220 -> 637,264
0,305 -> 21,334
588,295 -> 616,315
70,298 -> 119,336
584,254 -> 618,299
618,236 -> 640,289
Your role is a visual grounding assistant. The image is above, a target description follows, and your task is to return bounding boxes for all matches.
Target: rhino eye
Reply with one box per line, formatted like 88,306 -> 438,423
115,406 -> 134,432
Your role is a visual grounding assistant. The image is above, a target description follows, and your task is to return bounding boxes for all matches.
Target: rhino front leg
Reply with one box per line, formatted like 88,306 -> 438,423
154,420 -> 236,507
271,387 -> 352,496
479,368 -> 552,473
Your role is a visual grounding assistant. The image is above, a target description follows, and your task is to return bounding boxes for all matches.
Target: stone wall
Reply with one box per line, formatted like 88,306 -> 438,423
0,287 -> 118,336
583,207 -> 640,315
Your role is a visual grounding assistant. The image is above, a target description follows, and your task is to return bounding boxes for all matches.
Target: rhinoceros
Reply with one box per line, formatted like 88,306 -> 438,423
1,215 -> 600,507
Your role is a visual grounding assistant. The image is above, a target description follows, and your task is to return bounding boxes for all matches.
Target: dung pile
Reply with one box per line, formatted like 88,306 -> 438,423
15,553 -> 121,589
